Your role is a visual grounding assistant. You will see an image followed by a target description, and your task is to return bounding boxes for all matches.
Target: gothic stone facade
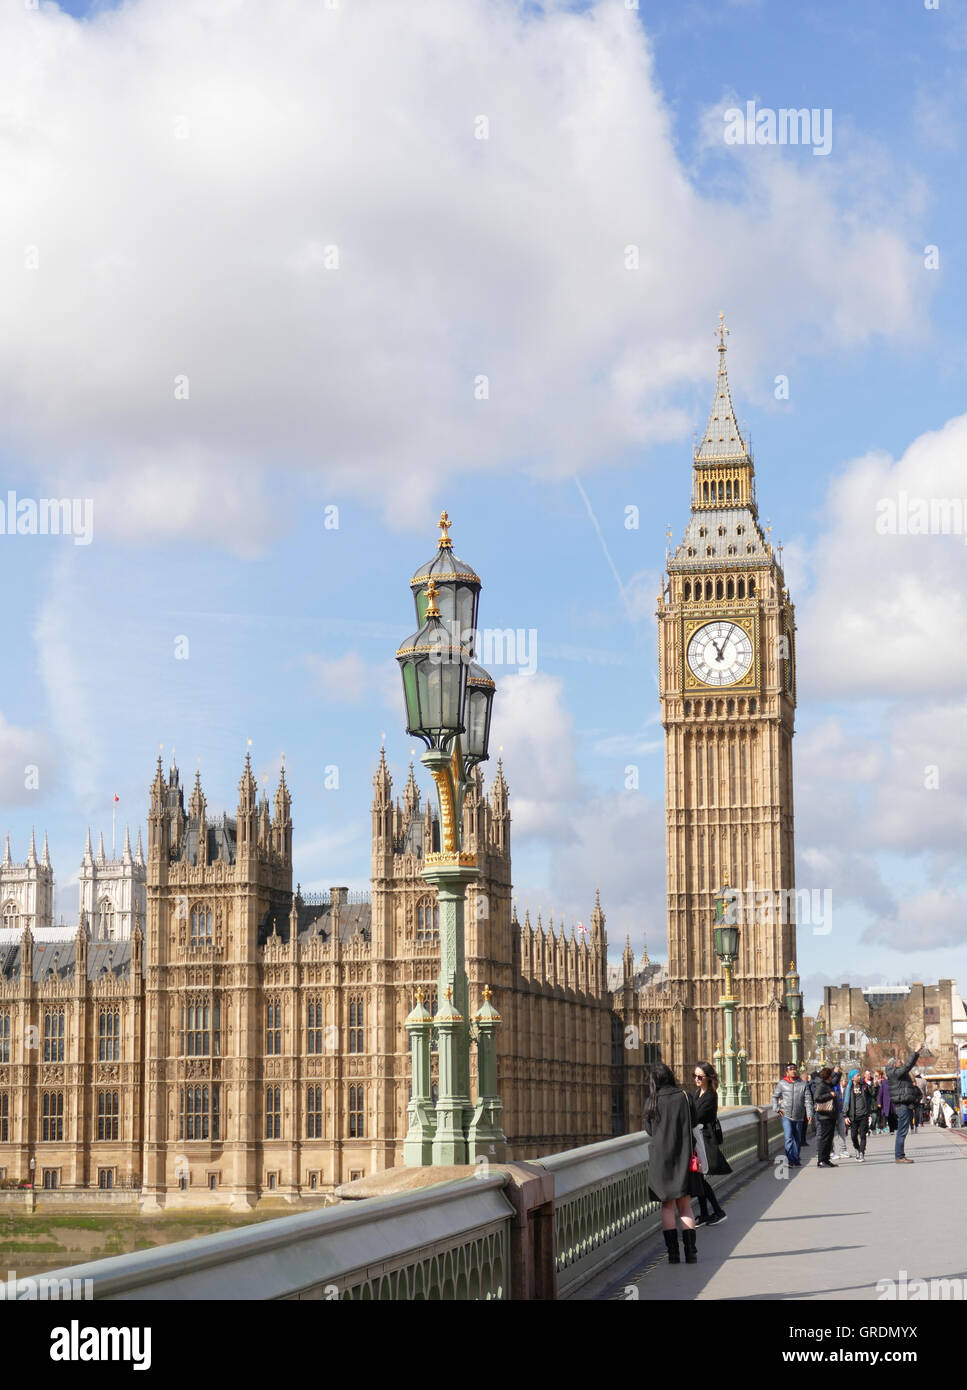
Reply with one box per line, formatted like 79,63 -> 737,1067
0,755 -> 658,1205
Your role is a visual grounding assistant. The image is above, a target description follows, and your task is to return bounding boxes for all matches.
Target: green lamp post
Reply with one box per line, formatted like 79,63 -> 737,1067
785,961 -> 803,1068
713,878 -> 744,1107
397,513 -> 505,1165
816,1010 -> 827,1068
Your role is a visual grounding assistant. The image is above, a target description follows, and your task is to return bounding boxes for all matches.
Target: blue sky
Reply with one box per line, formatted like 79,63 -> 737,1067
2,0 -> 966,1009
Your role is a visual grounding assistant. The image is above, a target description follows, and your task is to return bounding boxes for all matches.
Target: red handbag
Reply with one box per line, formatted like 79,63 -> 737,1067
688,1149 -> 702,1173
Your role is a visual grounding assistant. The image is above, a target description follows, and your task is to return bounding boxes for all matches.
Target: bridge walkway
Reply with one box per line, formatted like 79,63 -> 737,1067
569,1126 -> 967,1301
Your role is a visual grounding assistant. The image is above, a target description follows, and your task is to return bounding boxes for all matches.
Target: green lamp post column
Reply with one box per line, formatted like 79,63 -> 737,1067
469,985 -> 506,1162
785,961 -> 803,1069
397,514 -> 504,1166
713,879 -> 741,1108
403,988 -> 435,1165
816,1010 -> 827,1068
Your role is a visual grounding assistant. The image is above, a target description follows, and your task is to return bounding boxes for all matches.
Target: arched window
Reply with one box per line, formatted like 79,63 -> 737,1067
42,1091 -> 64,1141
698,526 -> 706,538
718,481 -> 724,500
748,577 -> 756,597
1,902 -> 19,932
725,480 -> 732,500
737,578 -> 745,598
736,524 -> 744,536
683,581 -> 691,601
97,1090 -> 119,1141
307,1000 -> 324,1054
189,905 -> 212,948
44,1009 -> 65,1063
749,698 -> 757,714
416,899 -> 439,943
726,579 -> 734,598
727,698 -> 735,714
702,482 -> 709,501
265,1000 -> 282,1055
97,897 -> 114,941
306,1086 -> 323,1139
705,580 -> 713,600
98,1009 -> 120,1061
183,998 -> 219,1056
706,545 -> 714,557
349,997 -> 365,1053
265,1086 -> 281,1139
349,1085 -> 365,1138
715,579 -> 723,599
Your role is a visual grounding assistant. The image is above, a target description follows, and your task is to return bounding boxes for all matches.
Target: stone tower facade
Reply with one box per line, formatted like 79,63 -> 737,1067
79,827 -> 147,942
658,320 -> 797,1103
0,831 -> 54,937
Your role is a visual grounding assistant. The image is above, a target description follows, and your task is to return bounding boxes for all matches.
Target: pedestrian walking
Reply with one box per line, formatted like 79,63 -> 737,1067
828,1067 -> 850,1156
644,1063 -> 704,1264
692,1062 -> 731,1225
931,1083 -> 944,1126
812,1067 -> 838,1168
845,1067 -> 874,1161
772,1062 -> 814,1167
885,1042 -> 924,1163
876,1070 -> 893,1134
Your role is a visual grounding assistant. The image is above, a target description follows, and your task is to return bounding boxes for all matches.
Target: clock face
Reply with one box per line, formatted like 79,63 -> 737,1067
687,621 -> 754,687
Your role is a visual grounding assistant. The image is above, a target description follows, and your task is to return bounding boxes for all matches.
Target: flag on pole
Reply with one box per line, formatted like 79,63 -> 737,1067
114,794 -> 119,803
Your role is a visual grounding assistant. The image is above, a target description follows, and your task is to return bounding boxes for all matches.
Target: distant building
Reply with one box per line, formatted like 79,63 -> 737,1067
824,980 -> 962,1069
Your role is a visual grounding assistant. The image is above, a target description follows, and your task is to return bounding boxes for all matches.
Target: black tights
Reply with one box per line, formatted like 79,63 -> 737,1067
697,1176 -> 724,1220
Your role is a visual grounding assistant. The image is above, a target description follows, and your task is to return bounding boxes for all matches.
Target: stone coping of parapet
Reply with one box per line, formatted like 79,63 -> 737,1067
335,1161 -> 544,1203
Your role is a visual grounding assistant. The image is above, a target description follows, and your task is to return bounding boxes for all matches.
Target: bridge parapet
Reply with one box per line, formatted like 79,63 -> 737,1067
37,1109 -> 781,1300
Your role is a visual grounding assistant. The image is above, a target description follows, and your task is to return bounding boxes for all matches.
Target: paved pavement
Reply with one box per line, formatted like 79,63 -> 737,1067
572,1125 -> 967,1301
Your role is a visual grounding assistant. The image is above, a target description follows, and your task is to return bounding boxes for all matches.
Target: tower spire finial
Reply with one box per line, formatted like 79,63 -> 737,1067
438,509 -> 453,550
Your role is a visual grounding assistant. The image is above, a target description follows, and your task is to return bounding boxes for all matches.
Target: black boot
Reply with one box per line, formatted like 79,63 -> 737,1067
662,1230 -> 680,1264
682,1228 -> 698,1263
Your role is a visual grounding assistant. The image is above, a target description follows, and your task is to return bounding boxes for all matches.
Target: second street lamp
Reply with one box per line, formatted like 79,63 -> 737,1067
785,961 -> 803,1068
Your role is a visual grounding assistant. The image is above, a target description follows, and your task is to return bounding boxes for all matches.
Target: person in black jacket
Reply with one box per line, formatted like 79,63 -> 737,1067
845,1067 -> 874,1161
644,1063 -> 704,1264
811,1068 -> 838,1168
693,1062 -> 732,1225
886,1043 -> 924,1163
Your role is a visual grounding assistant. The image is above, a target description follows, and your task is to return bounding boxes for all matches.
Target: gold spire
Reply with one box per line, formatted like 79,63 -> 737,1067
438,510 -> 453,550
717,309 -> 729,349
415,985 -> 425,1005
425,577 -> 441,619
483,984 -> 492,1003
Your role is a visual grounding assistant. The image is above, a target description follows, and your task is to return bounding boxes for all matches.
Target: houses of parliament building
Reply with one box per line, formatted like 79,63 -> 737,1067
0,754 -> 664,1206
0,322 -> 795,1206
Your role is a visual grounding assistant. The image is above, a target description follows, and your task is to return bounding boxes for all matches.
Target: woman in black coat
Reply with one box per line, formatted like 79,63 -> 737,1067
812,1067 -> 838,1168
644,1062 -> 705,1264
693,1062 -> 732,1225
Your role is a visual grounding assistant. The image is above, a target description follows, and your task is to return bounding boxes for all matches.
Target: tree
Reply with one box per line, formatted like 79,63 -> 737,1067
864,1000 -> 921,1066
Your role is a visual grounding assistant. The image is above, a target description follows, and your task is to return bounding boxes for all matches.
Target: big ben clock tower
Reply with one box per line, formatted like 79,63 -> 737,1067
658,316 -> 796,1105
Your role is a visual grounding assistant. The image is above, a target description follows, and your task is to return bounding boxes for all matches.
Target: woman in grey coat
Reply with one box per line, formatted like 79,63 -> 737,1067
644,1062 -> 704,1264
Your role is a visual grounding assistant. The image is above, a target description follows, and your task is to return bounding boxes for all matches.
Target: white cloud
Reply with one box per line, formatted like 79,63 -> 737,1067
862,887 -> 967,953
0,0 -> 925,546
0,711 -> 55,806
798,415 -> 967,699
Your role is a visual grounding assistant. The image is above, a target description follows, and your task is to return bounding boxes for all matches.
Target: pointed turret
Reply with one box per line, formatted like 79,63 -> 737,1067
122,825 -> 133,865
27,828 -> 37,866
623,933 -> 635,986
82,828 -> 93,866
237,750 -> 259,854
135,828 -> 144,866
373,746 -> 392,808
41,831 -> 51,868
273,761 -> 292,863
695,312 -> 750,465
402,761 -> 420,816
189,769 -> 206,821
3,834 -> 11,867
97,831 -> 106,864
